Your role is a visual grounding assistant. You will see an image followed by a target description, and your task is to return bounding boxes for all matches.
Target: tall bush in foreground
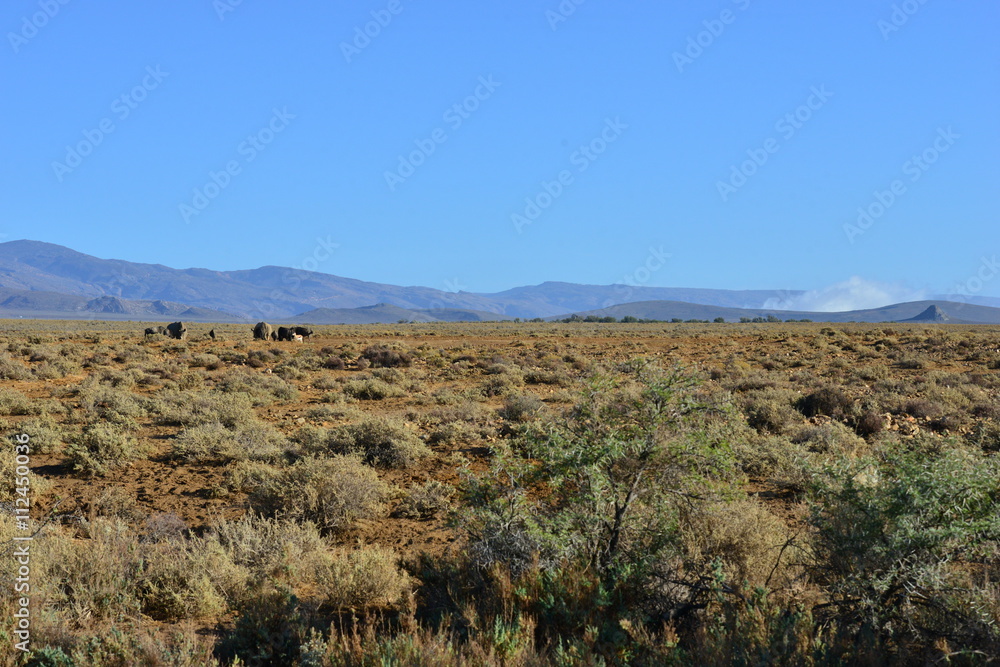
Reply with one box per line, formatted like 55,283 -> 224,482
808,445 -> 1000,662
460,361 -> 744,654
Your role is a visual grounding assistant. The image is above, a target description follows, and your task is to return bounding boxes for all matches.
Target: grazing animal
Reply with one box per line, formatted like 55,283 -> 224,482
292,326 -> 314,338
292,334 -> 303,342
208,329 -> 216,340
276,326 -> 293,342
165,321 -> 187,340
253,322 -> 277,341
144,325 -> 167,337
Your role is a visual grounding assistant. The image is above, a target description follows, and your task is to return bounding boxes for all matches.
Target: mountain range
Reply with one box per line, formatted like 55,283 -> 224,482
1,240 -> 999,324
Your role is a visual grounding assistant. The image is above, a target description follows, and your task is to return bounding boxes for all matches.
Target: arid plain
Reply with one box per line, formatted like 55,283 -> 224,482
3,320 -> 999,665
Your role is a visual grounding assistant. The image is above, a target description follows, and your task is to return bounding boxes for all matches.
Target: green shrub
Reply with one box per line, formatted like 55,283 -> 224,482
0,388 -> 41,416
138,537 -> 229,621
8,415 -> 66,454
238,456 -> 388,533
498,393 -> 545,423
66,423 -> 150,476
172,421 -> 289,463
742,387 -> 800,434
371,367 -> 406,384
312,374 -> 341,390
0,439 -> 54,501
479,372 -> 523,397
216,367 -> 298,404
322,356 -> 347,371
310,546 -> 409,609
0,354 -> 30,380
395,480 -> 454,519
523,368 -> 572,386
37,517 -> 144,622
967,419 -> 1000,453
90,486 -> 144,522
217,585 -> 311,665
31,358 -> 82,379
791,420 -> 866,457
796,386 -> 854,420
342,378 -> 405,400
154,390 -> 256,427
360,344 -> 412,368
77,384 -> 146,425
463,362 -> 733,590
809,448 -> 1000,655
325,417 -> 429,468
189,353 -> 222,369
897,355 -> 928,370
427,419 -> 487,446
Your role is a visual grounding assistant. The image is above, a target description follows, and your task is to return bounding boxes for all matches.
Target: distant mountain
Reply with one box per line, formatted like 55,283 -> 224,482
933,294 -> 1000,309
902,305 -> 950,323
485,282 -> 799,315
2,241 -> 999,324
284,303 -> 513,325
0,285 -> 239,321
0,240 -> 802,320
0,240 -> 504,319
554,300 -> 1000,324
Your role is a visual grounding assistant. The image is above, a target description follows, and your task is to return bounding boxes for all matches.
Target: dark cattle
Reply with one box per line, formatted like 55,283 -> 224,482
144,325 -> 167,337
165,321 -> 187,340
292,326 -> 314,338
276,326 -> 294,342
208,329 -> 216,340
253,322 -> 276,341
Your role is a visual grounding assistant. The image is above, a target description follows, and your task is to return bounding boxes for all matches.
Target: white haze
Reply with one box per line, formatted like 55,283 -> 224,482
762,277 -> 927,313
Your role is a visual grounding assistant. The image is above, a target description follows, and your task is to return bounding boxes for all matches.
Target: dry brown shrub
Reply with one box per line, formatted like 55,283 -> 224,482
681,499 -> 800,591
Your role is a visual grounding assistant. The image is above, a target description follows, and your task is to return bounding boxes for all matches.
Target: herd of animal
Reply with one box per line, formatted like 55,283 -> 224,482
143,322 -> 189,339
251,322 -> 313,342
143,321 -> 313,342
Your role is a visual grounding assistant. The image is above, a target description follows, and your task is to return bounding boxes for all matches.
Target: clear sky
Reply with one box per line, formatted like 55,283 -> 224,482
3,0 -> 998,303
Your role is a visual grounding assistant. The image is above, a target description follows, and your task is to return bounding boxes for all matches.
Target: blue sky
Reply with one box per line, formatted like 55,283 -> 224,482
3,0 -> 998,302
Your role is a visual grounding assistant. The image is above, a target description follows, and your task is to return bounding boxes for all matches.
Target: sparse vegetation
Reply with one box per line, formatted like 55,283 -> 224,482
65,422 -> 150,476
325,416 -> 430,468
2,320 -> 999,664
236,455 -> 389,533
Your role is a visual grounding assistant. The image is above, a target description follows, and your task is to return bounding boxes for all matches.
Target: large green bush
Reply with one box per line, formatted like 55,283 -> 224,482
461,361 -> 742,649
809,445 -> 1000,660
